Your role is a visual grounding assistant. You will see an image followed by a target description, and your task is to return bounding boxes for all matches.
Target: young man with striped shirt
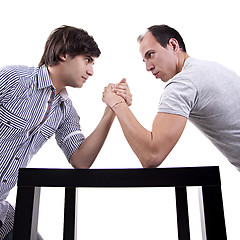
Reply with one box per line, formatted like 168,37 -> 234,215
0,25 -> 132,239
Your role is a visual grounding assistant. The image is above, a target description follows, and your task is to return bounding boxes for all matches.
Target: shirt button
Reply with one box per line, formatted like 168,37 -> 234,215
7,121 -> 11,125
3,179 -> 7,183
15,157 -> 20,161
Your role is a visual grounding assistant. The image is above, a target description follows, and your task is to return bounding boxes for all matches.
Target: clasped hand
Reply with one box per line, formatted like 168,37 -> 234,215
102,78 -> 132,108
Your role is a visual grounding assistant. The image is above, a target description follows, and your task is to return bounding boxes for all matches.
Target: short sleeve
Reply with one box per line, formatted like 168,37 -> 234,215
158,79 -> 198,118
55,100 -> 85,161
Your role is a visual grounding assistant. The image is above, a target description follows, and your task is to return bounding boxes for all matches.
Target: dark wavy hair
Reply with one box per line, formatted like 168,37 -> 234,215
39,25 -> 101,67
138,24 -> 186,52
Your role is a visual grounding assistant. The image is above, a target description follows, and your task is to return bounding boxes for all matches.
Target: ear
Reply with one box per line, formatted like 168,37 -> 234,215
59,54 -> 68,62
168,38 -> 179,51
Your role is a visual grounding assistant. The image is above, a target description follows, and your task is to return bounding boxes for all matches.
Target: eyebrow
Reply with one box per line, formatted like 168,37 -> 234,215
87,56 -> 94,63
143,50 -> 154,62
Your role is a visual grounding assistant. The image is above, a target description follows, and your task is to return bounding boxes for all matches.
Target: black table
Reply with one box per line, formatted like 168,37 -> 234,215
13,166 -> 227,240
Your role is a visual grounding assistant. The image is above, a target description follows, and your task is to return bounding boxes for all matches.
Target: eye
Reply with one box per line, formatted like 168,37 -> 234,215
147,52 -> 154,59
85,56 -> 94,65
143,51 -> 155,62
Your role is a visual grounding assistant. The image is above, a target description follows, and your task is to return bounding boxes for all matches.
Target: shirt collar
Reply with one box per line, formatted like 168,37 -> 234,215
37,65 -> 53,89
59,88 -> 69,101
37,65 -> 69,101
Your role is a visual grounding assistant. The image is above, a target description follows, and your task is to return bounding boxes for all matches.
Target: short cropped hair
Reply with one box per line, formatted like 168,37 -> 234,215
39,25 -> 101,67
138,24 -> 187,52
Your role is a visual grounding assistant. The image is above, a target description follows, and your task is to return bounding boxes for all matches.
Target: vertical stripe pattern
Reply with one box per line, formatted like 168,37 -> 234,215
0,65 -> 85,238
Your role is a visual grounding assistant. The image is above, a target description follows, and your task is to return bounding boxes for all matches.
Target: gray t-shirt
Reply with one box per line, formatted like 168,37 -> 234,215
158,57 -> 240,170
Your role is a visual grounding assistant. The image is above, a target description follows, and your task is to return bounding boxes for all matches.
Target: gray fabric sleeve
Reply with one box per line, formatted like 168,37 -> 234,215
158,79 -> 198,118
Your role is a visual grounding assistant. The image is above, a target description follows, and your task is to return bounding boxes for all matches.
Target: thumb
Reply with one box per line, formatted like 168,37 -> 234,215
119,78 -> 126,84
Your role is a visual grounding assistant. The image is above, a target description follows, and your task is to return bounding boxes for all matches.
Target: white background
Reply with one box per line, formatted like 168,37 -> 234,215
1,0 -> 240,239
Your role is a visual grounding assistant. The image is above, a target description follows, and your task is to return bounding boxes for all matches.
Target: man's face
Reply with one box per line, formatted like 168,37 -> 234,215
62,54 -> 95,88
139,32 -> 178,82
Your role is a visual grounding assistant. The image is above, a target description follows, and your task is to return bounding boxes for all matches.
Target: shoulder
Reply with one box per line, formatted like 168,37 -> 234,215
167,57 -> 222,89
0,65 -> 39,102
0,65 -> 38,82
176,57 -> 207,79
179,57 -> 229,78
0,65 -> 19,79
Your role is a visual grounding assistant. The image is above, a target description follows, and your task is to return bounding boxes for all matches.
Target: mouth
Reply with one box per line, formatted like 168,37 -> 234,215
82,76 -> 88,82
153,72 -> 159,78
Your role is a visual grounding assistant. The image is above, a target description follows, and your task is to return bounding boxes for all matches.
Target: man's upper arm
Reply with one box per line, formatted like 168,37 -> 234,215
55,100 -> 85,161
151,112 -> 187,164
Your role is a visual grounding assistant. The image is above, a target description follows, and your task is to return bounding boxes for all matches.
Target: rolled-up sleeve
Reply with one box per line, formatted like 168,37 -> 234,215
55,100 -> 85,161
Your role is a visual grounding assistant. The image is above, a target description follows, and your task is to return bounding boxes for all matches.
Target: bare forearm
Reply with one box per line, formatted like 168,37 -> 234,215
112,103 -> 187,167
102,81 -> 180,168
112,103 -> 158,167
70,107 -> 115,168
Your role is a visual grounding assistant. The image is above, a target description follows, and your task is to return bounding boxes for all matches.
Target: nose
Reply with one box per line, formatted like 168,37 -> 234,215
145,61 -> 154,72
87,64 -> 94,76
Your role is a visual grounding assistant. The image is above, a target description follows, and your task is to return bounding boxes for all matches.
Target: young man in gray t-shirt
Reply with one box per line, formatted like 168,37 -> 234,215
102,24 -> 240,171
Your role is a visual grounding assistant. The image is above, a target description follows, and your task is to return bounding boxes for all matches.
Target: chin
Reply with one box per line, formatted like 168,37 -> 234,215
71,83 -> 83,89
77,81 -> 84,88
162,79 -> 170,83
161,75 -> 171,82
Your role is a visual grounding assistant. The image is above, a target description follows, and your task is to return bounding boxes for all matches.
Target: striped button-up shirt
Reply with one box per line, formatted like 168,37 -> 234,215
0,65 -> 85,237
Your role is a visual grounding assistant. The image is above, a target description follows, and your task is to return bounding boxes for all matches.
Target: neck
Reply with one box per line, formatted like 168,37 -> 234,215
177,52 -> 190,73
47,65 -> 64,95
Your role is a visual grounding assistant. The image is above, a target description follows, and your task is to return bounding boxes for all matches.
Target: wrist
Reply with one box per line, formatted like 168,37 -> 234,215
111,100 -> 125,109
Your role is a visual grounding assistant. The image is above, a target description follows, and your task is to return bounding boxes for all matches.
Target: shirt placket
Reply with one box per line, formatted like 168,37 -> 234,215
40,89 -> 55,125
28,88 -> 55,136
